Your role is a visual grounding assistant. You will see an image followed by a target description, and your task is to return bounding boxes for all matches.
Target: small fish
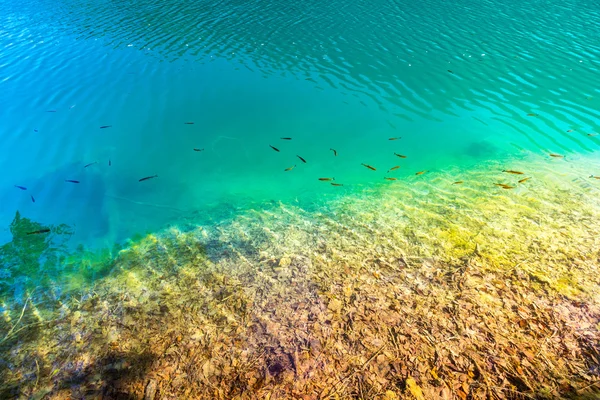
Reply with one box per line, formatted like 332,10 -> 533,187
453,181 -> 463,184
14,185 -> 27,190
193,148 -> 204,152
46,110 -> 57,113
284,165 -> 296,171
518,177 -> 531,183
65,180 -> 80,183
108,159 -> 111,166
269,145 -> 280,152
589,175 -> 600,180
384,177 -> 397,181
494,183 -> 515,189
84,162 -> 97,168
69,104 -> 76,109
447,70 -> 454,74
100,125 -> 112,129
415,170 -> 427,175
30,195 -> 35,203
297,155 -> 307,163
34,129 -> 38,132
388,137 -> 402,141
549,153 -> 564,158
139,175 -> 158,182
588,133 -> 599,137
319,177 -> 335,181
394,153 -> 407,158
330,148 -> 337,156
566,129 -> 575,132
387,166 -> 400,172
27,228 -> 50,235
331,183 -> 344,186
527,113 -> 538,117
361,163 -> 376,171
502,170 -> 524,175
280,137 -> 292,140
184,122 -> 194,125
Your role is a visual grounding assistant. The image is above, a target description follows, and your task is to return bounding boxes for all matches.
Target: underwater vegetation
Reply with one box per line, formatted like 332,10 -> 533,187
0,154 -> 599,399
0,212 -> 73,302
0,210 -> 121,361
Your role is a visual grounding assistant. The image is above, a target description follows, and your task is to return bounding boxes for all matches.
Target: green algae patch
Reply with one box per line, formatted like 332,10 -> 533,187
1,153 -> 599,399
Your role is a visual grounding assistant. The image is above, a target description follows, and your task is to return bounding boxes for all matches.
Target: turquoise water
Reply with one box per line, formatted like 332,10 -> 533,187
2,0 -> 600,397
1,0 -> 599,260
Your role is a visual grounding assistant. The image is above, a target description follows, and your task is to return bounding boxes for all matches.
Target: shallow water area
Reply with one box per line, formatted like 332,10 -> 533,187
2,152 -> 600,399
1,0 -> 600,397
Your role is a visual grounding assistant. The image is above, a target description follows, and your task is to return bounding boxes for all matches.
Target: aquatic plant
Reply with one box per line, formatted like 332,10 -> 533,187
0,212 -> 73,303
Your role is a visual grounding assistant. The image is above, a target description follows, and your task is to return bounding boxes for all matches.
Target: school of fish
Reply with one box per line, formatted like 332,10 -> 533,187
11,112 -> 599,238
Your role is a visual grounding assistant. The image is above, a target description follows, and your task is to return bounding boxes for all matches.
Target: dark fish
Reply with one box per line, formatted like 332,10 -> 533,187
30,195 -> 35,203
193,148 -> 204,152
46,110 -> 57,113
566,129 -> 575,132
518,177 -> 531,183
388,137 -> 402,141
447,70 -> 454,74
394,153 -> 407,158
100,125 -> 112,129
589,175 -> 600,180
108,159 -> 111,166
139,175 -> 158,182
549,153 -> 564,158
387,166 -> 400,172
453,181 -> 463,184
65,180 -> 80,183
502,170 -> 524,175
527,113 -> 538,117
361,163 -> 376,171
319,177 -> 335,181
280,137 -> 292,140
588,133 -> 599,137
284,165 -> 296,171
27,229 -> 50,235
269,145 -> 280,152
14,185 -> 27,190
297,155 -> 307,163
415,170 -> 427,175
494,183 -> 515,189
330,148 -> 337,156
331,183 -> 344,186
34,129 -> 38,132
84,162 -> 97,168
184,122 -> 194,125
384,177 -> 397,181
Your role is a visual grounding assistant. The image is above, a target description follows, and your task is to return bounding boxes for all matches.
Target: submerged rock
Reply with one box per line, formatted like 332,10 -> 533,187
144,379 -> 157,400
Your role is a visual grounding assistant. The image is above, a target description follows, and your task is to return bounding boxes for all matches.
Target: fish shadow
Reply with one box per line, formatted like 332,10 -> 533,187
464,140 -> 499,159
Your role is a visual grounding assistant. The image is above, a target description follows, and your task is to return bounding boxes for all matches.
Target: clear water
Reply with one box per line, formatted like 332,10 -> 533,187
1,0 -> 599,291
2,0 -> 600,397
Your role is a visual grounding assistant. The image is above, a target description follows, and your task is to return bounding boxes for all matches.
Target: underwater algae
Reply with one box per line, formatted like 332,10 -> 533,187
0,153 -> 599,399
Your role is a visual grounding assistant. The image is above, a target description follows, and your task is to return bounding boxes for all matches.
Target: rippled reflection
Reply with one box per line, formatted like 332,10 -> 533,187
2,0 -> 599,150
41,0 -> 599,139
